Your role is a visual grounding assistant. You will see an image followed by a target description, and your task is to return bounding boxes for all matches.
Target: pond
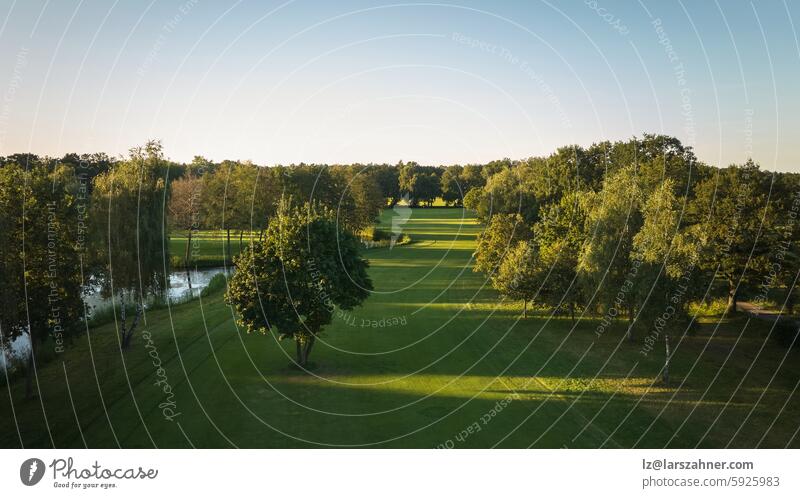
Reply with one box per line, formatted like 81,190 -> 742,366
84,266 -> 234,312
167,266 -> 234,300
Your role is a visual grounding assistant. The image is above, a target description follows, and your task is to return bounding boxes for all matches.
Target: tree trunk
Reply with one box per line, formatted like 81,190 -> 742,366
726,278 -> 738,314
24,333 -> 35,400
121,303 -> 143,351
626,307 -> 634,342
119,291 -> 127,339
303,335 -> 317,367
570,302 -> 576,324
663,334 -> 671,386
522,300 -> 527,318
239,230 -> 243,253
184,230 -> 192,268
304,335 -> 316,363
226,228 -> 231,262
294,335 -> 317,367
185,230 -> 193,289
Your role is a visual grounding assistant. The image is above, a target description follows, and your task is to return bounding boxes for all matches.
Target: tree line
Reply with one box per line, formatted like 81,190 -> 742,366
3,134 -> 798,392
469,134 -> 800,384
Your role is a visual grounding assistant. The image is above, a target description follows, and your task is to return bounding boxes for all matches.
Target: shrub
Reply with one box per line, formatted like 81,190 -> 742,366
201,272 -> 228,297
361,227 -> 392,242
689,298 -> 729,317
86,302 -> 139,329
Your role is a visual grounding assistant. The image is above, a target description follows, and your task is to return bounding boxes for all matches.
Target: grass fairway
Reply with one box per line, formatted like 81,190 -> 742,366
169,231 -> 249,268
3,208 -> 800,448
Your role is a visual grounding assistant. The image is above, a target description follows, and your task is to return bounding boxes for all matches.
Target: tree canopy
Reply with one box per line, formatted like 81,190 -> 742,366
226,200 -> 373,367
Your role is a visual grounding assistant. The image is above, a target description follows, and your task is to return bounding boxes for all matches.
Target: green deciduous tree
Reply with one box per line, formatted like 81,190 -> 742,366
481,167 -> 539,222
342,168 -> 385,233
440,165 -> 464,206
0,160 -> 84,398
532,191 -> 588,322
631,180 -> 701,384
201,161 -> 261,258
397,162 -> 442,207
473,213 -> 531,277
414,172 -> 441,207
495,240 -> 540,317
690,160 -> 775,314
226,200 -> 372,367
460,164 -> 486,193
168,173 -> 204,268
373,164 -> 400,206
579,165 -> 643,339
91,140 -> 169,350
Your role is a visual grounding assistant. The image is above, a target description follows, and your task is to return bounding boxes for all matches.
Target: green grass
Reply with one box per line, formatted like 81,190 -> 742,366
169,230 -> 252,268
3,208 -> 800,448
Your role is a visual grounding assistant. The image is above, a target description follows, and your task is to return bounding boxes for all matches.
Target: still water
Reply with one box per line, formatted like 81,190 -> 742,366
84,266 -> 233,311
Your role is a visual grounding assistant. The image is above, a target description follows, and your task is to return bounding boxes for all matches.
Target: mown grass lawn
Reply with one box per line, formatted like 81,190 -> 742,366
168,231 -> 250,268
3,208 -> 800,448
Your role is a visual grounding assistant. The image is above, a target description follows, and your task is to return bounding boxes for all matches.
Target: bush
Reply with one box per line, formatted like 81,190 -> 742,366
360,233 -> 411,250
86,302 -> 139,328
360,226 -> 377,241
773,318 -> 800,349
201,272 -> 228,297
361,227 -> 392,242
689,298 -> 729,317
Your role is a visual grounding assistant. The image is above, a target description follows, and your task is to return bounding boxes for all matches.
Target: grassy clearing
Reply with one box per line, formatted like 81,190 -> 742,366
3,208 -> 800,448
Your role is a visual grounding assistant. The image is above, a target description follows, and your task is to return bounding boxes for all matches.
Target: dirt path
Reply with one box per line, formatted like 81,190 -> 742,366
738,302 -> 797,324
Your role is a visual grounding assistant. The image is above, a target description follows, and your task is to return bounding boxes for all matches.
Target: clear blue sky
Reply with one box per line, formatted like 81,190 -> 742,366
0,0 -> 798,171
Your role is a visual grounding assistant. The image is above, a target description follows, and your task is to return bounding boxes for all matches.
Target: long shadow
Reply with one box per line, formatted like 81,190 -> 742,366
6,299 -> 799,449
117,372 -> 774,448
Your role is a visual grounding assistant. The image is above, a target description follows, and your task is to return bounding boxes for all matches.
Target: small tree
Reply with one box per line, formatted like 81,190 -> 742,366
345,170 -> 385,233
398,161 -> 420,206
473,213 -> 531,276
414,172 -> 441,207
459,165 -> 485,195
533,191 -> 588,323
440,165 -> 464,206
226,200 -> 372,367
168,173 -> 204,268
201,162 -> 254,259
374,164 -> 401,207
495,241 -> 539,317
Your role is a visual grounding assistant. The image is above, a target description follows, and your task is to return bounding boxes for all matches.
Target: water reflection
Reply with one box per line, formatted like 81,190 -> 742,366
84,266 -> 233,311
169,266 -> 234,299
